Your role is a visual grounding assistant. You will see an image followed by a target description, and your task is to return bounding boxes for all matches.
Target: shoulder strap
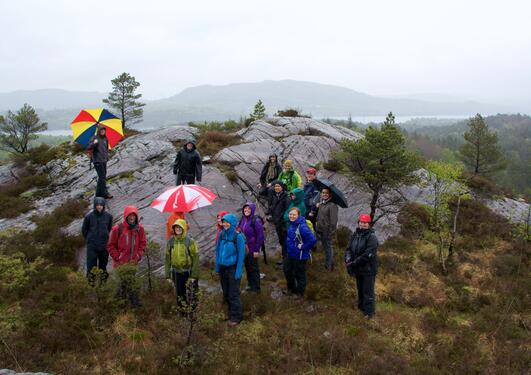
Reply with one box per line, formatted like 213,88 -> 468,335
184,236 -> 192,259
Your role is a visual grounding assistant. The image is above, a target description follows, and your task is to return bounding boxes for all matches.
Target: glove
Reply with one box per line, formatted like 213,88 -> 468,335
173,165 -> 178,175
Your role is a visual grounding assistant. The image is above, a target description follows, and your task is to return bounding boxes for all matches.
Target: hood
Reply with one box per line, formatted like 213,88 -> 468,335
241,202 -> 256,217
93,197 -> 106,211
171,219 -> 188,238
270,180 -> 287,192
290,215 -> 306,226
291,188 -> 305,205
183,140 -> 197,152
221,213 -> 238,236
217,210 -> 231,230
123,205 -> 139,225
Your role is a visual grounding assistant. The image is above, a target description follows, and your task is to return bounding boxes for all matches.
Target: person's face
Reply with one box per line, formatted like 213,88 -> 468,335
217,215 -> 222,225
186,143 -> 194,151
288,210 -> 299,222
99,128 -> 106,136
321,189 -> 331,200
274,184 -> 283,193
174,226 -> 184,236
243,206 -> 252,217
127,214 -> 137,225
269,156 -> 276,163
290,193 -> 295,201
358,221 -> 370,229
284,165 -> 292,171
222,220 -> 231,230
306,173 -> 316,181
95,204 -> 104,213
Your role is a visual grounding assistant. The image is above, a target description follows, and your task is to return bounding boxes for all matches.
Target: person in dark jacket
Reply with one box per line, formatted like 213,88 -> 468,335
88,126 -> 112,199
258,154 -> 282,196
215,213 -> 246,326
304,167 -> 319,227
266,180 -> 290,265
173,140 -> 202,185
315,188 -> 339,271
238,203 -> 265,292
283,207 -> 317,297
81,196 -> 113,285
344,214 -> 379,318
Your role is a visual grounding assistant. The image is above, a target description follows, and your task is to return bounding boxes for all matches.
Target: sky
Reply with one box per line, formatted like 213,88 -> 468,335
1,0 -> 530,105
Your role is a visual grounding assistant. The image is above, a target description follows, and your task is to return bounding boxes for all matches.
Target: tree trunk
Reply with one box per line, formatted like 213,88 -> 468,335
369,189 -> 379,223
448,195 -> 462,258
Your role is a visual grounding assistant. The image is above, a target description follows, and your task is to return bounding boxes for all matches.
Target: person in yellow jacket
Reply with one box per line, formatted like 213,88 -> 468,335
165,219 -> 200,313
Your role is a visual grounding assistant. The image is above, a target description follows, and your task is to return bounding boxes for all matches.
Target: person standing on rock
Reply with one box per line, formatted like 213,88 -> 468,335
258,153 -> 282,197
344,214 -> 379,318
278,159 -> 302,193
283,207 -> 317,298
215,213 -> 246,326
238,203 -> 265,293
165,219 -> 199,314
304,167 -> 320,228
81,197 -> 113,286
173,140 -> 202,185
266,180 -> 290,265
107,205 -> 147,308
315,188 -> 339,271
88,126 -> 113,199
216,210 -> 230,242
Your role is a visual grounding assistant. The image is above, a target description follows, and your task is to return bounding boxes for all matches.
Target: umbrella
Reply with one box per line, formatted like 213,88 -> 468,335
314,178 -> 349,208
70,108 -> 124,148
151,184 -> 217,213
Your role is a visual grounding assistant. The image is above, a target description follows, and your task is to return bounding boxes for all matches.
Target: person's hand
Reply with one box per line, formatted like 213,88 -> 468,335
298,243 -> 303,250
253,252 -> 260,258
316,203 -> 320,208
266,183 -> 272,188
309,212 -> 314,217
93,139 -> 98,144
257,183 -> 262,189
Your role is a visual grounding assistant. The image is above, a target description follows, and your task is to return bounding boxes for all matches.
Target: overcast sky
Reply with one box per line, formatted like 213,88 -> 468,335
1,0 -> 530,104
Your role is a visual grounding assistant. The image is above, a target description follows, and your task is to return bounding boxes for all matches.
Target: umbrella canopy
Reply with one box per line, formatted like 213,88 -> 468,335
151,184 -> 217,213
70,108 -> 124,148
314,178 -> 349,208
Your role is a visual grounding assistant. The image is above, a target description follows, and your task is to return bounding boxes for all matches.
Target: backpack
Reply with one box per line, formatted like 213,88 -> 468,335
167,235 -> 193,271
294,220 -> 315,261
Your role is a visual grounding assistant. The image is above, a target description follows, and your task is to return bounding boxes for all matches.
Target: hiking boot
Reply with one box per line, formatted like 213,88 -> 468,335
228,320 -> 240,327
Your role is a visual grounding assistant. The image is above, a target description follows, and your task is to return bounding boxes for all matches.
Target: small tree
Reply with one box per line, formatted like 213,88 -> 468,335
459,113 -> 505,175
336,112 -> 421,223
250,99 -> 266,121
0,104 -> 48,154
103,72 -> 145,130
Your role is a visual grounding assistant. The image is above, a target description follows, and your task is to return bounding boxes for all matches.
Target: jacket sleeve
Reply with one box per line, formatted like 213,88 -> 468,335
295,172 -> 303,188
190,240 -> 200,279
352,234 -> 378,266
164,240 -> 171,278
107,225 -> 119,261
107,214 -> 113,233
87,136 -> 96,150
215,238 -> 221,273
173,150 -> 181,174
195,152 -> 202,182
234,233 -> 246,280
259,163 -> 268,185
344,235 -> 355,264
254,218 -> 265,253
329,204 -> 339,234
137,227 -> 147,261
81,215 -> 89,239
301,223 -> 317,252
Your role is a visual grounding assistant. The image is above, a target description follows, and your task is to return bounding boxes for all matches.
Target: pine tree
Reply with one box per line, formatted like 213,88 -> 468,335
250,99 -> 266,121
459,114 -> 505,175
103,73 -> 145,130
0,103 -> 48,154
336,112 -> 421,223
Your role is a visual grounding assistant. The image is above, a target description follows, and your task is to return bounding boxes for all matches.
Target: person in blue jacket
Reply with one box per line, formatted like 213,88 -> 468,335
215,213 -> 246,325
283,207 -> 317,297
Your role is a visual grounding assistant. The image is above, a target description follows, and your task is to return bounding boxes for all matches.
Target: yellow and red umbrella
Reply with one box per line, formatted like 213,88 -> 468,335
70,108 -> 124,148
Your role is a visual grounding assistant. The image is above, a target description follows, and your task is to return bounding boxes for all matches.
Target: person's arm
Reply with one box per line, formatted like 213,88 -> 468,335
259,163 -> 268,185
136,227 -> 147,261
254,218 -> 265,254
195,152 -> 202,182
300,223 -> 317,252
107,226 -> 119,261
329,204 -> 339,235
107,214 -> 113,233
234,234 -> 246,280
81,215 -> 89,239
164,240 -> 171,278
190,240 -> 200,279
351,234 -> 378,266
296,172 -> 303,188
344,235 -> 355,264
173,151 -> 181,175
215,238 -> 221,273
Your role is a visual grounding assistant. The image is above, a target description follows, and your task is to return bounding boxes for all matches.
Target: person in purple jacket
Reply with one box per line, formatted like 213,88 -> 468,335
238,202 -> 265,293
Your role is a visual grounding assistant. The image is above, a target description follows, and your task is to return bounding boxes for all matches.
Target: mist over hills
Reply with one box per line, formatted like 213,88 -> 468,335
0,80 -> 518,129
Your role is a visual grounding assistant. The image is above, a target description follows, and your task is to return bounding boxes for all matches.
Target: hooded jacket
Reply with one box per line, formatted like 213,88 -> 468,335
315,198 -> 339,237
278,169 -> 302,193
173,140 -> 202,181
286,216 -> 317,260
283,188 -> 307,226
165,212 -> 186,240
259,154 -> 282,185
303,180 -> 319,213
164,219 -> 199,279
82,197 -> 113,249
215,213 -> 246,280
238,203 -> 265,254
345,228 -> 379,275
266,180 -> 289,225
107,206 -> 147,268
88,130 -> 109,163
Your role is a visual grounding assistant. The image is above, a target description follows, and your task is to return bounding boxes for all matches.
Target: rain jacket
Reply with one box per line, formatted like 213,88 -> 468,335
278,169 -> 302,193
216,210 -> 230,242
238,203 -> 265,254
286,216 -> 317,260
259,154 -> 282,185
173,140 -> 202,181
315,198 -> 339,237
215,213 -> 246,280
266,181 -> 289,226
303,180 -> 319,213
82,197 -> 113,249
165,212 -> 186,240
345,228 -> 379,275
164,219 -> 199,279
107,206 -> 147,268
88,131 -> 109,163
283,188 -> 307,227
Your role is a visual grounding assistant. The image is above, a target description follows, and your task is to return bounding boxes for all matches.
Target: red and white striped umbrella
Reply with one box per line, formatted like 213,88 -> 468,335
151,184 -> 217,213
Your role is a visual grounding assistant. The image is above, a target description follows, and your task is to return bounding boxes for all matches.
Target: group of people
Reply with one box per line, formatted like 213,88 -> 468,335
82,136 -> 379,324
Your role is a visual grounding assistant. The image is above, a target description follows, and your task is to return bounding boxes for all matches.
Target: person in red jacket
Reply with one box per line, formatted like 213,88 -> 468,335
107,205 -> 147,307
216,210 -> 230,242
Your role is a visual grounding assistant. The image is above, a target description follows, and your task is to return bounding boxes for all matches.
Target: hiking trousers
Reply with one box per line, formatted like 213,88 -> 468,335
93,162 -> 108,197
176,174 -> 195,185
171,269 -> 198,312
355,274 -> 376,317
283,258 -> 307,296
244,253 -> 261,291
219,265 -> 243,323
86,246 -> 109,285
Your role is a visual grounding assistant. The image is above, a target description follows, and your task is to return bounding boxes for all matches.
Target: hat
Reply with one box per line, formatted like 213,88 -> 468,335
283,159 -> 293,168
306,167 -> 317,175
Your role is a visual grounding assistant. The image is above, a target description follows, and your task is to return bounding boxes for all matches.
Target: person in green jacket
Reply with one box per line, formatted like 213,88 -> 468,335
283,188 -> 307,229
278,159 -> 302,193
165,219 -> 200,313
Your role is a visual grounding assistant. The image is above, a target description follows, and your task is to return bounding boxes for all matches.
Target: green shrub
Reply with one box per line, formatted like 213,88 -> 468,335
321,157 -> 343,172
398,202 -> 431,239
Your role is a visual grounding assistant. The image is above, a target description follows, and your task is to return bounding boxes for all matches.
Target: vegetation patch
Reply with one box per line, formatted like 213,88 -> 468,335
0,173 -> 49,218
